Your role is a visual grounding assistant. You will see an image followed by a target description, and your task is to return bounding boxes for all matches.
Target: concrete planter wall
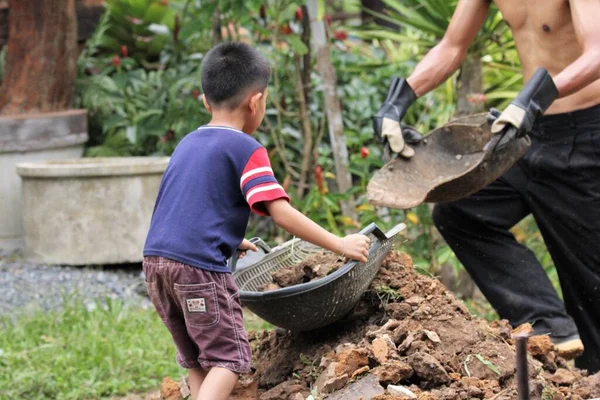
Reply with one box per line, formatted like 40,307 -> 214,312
16,157 -> 170,265
0,110 -> 88,251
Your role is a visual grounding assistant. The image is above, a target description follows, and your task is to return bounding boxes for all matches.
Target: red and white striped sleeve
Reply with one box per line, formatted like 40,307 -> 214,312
240,147 -> 290,216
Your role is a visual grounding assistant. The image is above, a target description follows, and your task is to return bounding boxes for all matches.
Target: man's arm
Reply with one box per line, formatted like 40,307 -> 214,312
406,0 -> 491,96
372,0 -> 491,158
552,0 -> 600,98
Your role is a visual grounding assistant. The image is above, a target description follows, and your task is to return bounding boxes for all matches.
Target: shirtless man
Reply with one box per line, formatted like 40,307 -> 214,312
373,0 -> 600,372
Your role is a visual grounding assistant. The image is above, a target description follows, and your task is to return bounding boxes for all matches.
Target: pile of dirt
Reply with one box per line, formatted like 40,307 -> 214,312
233,251 -> 600,400
259,252 -> 344,291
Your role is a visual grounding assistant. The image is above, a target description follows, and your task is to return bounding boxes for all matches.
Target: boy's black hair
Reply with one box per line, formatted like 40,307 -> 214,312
201,42 -> 271,109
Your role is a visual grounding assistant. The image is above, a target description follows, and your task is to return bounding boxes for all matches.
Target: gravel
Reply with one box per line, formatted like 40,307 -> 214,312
0,250 -> 150,317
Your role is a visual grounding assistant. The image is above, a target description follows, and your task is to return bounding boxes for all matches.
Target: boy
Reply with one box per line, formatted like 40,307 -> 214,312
143,42 -> 371,400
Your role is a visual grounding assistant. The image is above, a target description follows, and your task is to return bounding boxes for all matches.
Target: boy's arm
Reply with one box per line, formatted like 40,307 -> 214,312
264,199 -> 370,263
239,147 -> 369,262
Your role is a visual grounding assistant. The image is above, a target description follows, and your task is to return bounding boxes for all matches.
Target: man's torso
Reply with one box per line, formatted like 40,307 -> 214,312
493,0 -> 600,114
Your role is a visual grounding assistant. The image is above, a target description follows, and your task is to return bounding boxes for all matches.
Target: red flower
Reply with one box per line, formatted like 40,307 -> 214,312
160,130 -> 175,143
127,17 -> 143,25
360,147 -> 370,159
315,165 -> 325,195
324,14 -> 332,26
295,7 -> 303,21
112,55 -> 121,67
467,93 -> 487,104
333,30 -> 348,41
159,0 -> 169,5
259,4 -> 267,19
279,23 -> 292,35
120,45 -> 128,58
192,89 -> 200,99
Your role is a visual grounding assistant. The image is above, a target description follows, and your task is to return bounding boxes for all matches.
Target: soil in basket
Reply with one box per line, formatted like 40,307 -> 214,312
240,251 -> 600,400
259,252 -> 344,291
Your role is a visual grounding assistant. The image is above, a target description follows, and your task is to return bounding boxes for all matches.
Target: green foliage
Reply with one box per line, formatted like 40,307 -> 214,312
74,1 -> 560,317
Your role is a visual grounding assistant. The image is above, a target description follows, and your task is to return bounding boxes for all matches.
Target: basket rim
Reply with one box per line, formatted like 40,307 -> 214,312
237,223 -> 406,301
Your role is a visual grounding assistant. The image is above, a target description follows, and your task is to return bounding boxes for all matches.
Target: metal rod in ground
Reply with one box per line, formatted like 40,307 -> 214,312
514,332 -> 530,400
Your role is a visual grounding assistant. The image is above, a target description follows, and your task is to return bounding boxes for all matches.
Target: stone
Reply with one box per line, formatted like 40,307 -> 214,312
335,348 -> 369,376
351,366 -> 370,379
372,337 -> 390,364
409,352 -> 450,385
259,380 -> 307,400
17,156 -> 169,264
374,360 -> 413,385
405,295 -> 425,306
387,384 -> 417,399
548,369 -> 577,386
231,376 -> 259,400
325,374 -> 385,400
528,335 -> 554,357
160,377 -> 181,400
314,362 -> 338,393
322,374 -> 349,394
179,376 -> 190,398
367,319 -> 401,339
468,385 -> 484,398
385,302 -> 413,319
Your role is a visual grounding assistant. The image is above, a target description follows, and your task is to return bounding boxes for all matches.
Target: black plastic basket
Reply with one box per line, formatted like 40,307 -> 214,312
232,223 -> 405,331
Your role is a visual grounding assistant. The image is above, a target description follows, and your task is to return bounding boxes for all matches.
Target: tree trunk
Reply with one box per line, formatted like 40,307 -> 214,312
306,0 -> 356,221
212,8 -> 222,45
455,52 -> 484,117
0,0 -> 78,116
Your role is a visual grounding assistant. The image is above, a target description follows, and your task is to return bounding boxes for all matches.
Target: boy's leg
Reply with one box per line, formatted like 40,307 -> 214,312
175,270 -> 252,395
188,368 -> 208,400
196,367 -> 239,400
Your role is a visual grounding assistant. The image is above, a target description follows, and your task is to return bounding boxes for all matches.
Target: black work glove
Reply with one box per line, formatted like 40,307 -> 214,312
484,68 -> 559,152
373,77 -> 422,159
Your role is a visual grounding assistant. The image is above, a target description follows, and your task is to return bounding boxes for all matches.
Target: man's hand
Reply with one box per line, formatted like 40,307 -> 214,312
339,234 -> 371,263
237,238 -> 258,260
373,77 -> 422,159
484,68 -> 559,152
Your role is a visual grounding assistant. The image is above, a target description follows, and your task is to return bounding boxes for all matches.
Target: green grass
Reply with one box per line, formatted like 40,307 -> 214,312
0,298 -> 273,400
0,298 -> 183,400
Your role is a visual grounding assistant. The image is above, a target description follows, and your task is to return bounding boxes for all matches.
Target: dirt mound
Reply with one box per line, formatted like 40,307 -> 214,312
239,251 -> 600,400
260,252 -> 344,291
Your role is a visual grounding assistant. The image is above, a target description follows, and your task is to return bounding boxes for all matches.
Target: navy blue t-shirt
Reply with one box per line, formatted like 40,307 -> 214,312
144,126 -> 289,273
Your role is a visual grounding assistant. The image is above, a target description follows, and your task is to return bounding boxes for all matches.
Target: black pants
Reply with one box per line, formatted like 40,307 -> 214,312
433,104 -> 600,372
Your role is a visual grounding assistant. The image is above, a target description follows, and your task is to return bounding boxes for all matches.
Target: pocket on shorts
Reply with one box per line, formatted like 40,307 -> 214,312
174,282 -> 220,327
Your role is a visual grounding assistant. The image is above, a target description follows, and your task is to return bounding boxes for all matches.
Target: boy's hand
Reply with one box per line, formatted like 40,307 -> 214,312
340,234 -> 371,263
237,238 -> 258,259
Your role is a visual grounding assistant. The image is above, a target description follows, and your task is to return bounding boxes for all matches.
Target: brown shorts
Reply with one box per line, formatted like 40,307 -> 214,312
143,256 -> 251,373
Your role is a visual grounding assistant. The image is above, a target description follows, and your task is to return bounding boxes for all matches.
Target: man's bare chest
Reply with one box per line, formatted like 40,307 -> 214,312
492,0 -> 572,33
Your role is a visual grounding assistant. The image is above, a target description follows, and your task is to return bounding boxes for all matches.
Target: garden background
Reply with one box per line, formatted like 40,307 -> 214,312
0,0 -> 560,398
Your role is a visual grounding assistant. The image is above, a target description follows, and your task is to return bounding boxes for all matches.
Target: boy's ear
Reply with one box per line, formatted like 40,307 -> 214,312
248,92 -> 263,114
202,94 -> 212,113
